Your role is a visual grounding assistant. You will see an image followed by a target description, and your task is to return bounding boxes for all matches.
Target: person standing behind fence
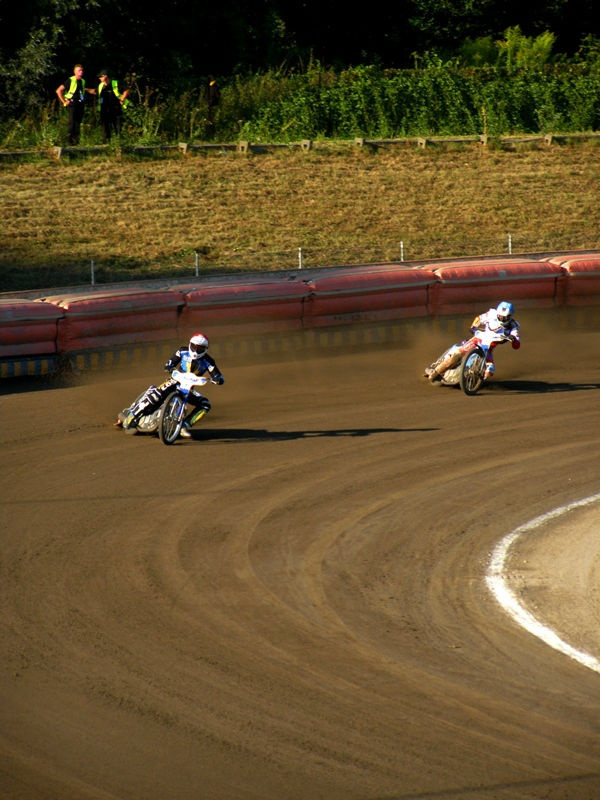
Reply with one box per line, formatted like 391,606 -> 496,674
206,75 -> 220,109
96,68 -> 130,142
56,64 -> 94,145
205,74 -> 220,128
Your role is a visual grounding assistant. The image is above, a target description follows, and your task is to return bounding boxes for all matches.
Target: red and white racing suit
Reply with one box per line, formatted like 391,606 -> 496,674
465,308 -> 520,377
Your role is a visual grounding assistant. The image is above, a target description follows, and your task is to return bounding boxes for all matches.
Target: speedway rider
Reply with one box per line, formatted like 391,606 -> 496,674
118,333 -> 224,438
428,301 -> 520,383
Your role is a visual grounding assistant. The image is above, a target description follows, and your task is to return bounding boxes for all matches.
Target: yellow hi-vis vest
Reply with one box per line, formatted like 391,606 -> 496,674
65,76 -> 85,101
98,79 -> 129,109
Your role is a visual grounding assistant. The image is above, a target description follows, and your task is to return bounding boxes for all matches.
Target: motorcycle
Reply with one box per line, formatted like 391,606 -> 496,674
116,370 -> 209,444
424,330 -> 511,396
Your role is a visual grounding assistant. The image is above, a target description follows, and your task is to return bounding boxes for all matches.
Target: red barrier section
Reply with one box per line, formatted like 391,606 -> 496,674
43,288 -> 183,352
303,265 -> 436,327
428,258 -> 563,316
546,254 -> 600,306
3,251 -> 600,373
177,278 -> 310,338
0,298 -> 63,357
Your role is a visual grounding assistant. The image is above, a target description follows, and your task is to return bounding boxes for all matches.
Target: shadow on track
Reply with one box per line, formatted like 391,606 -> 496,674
192,427 -> 438,443
489,380 -> 600,394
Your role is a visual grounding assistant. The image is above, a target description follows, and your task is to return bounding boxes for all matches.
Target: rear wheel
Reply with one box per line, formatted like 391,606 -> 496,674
459,348 -> 486,395
159,392 -> 186,444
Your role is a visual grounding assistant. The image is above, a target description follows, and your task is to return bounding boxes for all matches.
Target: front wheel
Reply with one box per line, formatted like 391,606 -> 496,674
159,392 -> 186,444
459,348 -> 486,395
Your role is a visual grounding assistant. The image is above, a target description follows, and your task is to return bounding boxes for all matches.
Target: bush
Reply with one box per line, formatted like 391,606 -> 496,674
3,52 -> 600,148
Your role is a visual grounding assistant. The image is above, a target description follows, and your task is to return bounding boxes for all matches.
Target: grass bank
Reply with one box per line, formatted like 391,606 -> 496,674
1,140 -> 599,293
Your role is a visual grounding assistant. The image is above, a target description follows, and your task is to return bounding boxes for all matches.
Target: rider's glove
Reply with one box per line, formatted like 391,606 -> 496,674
511,337 -> 520,350
212,375 -> 225,385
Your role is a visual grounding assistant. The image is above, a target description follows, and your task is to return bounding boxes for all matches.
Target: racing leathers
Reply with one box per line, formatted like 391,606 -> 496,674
429,307 -> 520,382
123,346 -> 224,430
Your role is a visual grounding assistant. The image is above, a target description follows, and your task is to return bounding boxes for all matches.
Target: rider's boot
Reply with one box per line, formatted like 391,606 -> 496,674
429,353 -> 458,382
179,408 -> 207,439
121,385 -> 162,430
121,410 -> 137,429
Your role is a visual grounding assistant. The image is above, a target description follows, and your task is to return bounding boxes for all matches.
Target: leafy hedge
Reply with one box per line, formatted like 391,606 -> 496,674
2,57 -> 600,148
230,60 -> 600,142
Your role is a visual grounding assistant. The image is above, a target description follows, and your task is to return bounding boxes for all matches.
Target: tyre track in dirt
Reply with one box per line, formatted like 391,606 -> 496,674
1,310 -> 599,800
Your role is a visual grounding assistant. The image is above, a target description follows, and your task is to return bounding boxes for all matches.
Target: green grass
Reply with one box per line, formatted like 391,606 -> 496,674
1,140 -> 599,293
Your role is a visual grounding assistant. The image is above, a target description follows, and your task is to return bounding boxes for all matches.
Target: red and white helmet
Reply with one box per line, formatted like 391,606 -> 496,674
189,332 -> 209,359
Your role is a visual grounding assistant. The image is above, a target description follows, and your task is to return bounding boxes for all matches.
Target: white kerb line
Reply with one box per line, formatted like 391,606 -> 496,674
486,493 -> 600,674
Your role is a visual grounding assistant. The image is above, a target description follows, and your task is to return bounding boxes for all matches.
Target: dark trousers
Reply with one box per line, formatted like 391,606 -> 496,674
67,102 -> 85,145
100,111 -> 123,142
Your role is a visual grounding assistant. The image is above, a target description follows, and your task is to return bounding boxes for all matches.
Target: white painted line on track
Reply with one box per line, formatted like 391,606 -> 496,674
486,493 -> 600,674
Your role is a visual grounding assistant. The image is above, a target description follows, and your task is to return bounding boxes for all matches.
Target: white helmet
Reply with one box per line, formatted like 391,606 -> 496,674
189,332 -> 209,358
496,301 -> 514,327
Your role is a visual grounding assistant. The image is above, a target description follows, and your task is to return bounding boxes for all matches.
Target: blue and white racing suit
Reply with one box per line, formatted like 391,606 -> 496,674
127,346 -> 224,427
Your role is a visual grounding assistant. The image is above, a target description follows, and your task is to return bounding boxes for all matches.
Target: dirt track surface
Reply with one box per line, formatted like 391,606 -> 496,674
1,310 -> 600,800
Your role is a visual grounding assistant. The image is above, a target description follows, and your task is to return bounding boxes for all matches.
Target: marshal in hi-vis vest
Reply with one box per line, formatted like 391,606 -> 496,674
65,76 -> 85,102
97,79 -> 130,109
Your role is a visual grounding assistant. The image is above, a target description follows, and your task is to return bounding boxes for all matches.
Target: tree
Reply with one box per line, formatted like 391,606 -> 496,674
0,0 -> 598,121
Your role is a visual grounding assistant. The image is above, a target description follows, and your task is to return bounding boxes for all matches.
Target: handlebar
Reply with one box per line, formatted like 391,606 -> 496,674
171,370 -> 208,387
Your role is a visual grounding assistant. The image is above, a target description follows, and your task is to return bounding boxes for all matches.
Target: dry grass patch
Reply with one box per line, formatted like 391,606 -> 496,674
1,142 -> 599,291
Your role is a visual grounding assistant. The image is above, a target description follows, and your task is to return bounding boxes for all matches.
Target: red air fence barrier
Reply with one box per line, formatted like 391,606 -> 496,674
42,288 -> 184,353
545,253 -> 600,307
303,265 -> 436,327
0,298 -> 63,358
427,258 -> 564,317
176,277 -> 310,339
3,251 -> 600,377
